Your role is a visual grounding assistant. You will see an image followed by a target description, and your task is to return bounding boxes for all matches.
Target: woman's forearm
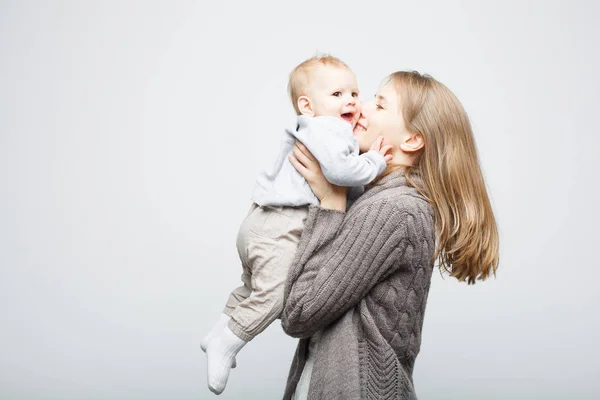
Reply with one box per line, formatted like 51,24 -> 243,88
318,185 -> 348,211
282,200 -> 416,338
319,193 -> 347,211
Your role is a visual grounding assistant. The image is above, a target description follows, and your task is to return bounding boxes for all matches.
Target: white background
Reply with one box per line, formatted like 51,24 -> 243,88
1,1 -> 599,399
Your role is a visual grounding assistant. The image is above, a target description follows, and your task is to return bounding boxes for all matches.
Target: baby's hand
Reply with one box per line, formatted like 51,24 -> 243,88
370,136 -> 393,162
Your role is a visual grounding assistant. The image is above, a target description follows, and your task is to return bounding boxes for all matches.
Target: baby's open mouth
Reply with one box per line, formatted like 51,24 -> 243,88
341,112 -> 354,124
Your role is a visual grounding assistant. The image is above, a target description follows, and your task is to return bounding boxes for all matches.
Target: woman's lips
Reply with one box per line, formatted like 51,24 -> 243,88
354,121 -> 367,134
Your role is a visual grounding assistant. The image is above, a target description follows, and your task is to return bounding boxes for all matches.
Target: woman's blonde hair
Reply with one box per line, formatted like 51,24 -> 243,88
386,71 -> 499,284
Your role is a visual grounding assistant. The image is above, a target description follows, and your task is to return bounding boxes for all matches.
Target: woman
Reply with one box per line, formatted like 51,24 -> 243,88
282,71 -> 499,399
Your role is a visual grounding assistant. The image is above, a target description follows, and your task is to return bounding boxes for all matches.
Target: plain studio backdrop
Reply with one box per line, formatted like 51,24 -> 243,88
1,1 -> 599,399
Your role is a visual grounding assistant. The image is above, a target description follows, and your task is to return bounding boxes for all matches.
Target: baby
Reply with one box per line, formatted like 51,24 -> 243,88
201,54 -> 391,394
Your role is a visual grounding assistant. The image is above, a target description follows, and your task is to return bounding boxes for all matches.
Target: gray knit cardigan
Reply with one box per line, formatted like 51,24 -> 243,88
281,168 -> 435,399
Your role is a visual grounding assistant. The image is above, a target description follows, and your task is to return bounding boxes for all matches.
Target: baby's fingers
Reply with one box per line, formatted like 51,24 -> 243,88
378,144 -> 392,154
380,144 -> 393,154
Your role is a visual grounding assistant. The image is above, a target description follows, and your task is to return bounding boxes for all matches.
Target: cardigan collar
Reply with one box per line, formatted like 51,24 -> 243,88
365,167 -> 409,192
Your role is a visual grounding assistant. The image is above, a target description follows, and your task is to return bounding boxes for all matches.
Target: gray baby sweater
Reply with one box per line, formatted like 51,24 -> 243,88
281,168 -> 435,399
252,115 -> 386,207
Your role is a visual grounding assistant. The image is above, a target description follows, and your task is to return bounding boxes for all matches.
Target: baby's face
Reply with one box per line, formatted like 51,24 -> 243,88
307,66 -> 360,126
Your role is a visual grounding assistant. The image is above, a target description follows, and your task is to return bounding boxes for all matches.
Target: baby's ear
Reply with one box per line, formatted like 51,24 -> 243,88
297,96 -> 314,117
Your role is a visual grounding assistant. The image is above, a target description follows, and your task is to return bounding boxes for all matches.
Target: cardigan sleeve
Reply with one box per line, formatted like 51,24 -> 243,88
281,196 -> 425,338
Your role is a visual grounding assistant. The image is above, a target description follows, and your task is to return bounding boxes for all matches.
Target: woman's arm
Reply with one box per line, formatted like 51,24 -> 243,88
281,196 -> 423,338
282,142 -> 426,338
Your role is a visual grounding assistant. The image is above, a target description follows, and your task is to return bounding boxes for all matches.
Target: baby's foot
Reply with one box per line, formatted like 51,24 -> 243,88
206,327 -> 247,395
201,314 -> 237,368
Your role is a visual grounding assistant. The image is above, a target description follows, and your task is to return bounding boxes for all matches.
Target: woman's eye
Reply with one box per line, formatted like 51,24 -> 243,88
332,92 -> 341,97
376,104 -> 384,110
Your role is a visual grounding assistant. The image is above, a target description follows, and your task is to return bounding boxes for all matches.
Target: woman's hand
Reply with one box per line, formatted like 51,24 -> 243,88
288,141 -> 347,211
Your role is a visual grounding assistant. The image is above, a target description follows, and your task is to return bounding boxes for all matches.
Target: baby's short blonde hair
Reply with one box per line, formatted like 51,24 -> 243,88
288,54 -> 350,115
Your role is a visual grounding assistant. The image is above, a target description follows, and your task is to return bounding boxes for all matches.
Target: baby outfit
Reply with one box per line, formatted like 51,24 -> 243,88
224,115 -> 387,341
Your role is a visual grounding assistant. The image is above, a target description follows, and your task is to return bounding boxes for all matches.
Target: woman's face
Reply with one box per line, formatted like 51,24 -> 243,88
353,83 -> 410,153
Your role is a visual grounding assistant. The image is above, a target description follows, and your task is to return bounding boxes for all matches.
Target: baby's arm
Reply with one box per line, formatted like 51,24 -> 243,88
325,149 -> 386,186
292,116 -> 388,187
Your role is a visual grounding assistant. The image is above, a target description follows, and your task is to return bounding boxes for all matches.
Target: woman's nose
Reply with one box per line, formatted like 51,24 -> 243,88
355,99 -> 362,114
361,99 -> 374,114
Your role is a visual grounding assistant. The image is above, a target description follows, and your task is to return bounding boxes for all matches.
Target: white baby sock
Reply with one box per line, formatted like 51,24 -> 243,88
201,313 -> 237,368
206,325 -> 247,395
200,313 -> 231,352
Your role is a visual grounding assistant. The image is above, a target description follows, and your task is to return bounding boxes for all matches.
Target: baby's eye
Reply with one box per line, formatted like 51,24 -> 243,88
332,92 -> 341,97
376,104 -> 384,110
352,92 -> 359,97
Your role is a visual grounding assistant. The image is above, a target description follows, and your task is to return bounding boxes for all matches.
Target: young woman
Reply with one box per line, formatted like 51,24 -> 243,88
282,71 -> 499,399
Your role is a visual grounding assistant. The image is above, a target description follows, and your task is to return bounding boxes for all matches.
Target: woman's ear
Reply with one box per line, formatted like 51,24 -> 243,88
297,96 -> 315,117
399,133 -> 424,153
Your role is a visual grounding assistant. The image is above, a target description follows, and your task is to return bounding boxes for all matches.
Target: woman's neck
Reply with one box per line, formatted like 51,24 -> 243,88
385,149 -> 414,174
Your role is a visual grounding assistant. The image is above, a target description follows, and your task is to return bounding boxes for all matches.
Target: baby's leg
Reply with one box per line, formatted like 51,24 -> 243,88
200,205 -> 256,367
206,205 -> 307,394
223,267 -> 252,316
200,267 -> 251,354
228,206 -> 307,340
221,203 -> 258,315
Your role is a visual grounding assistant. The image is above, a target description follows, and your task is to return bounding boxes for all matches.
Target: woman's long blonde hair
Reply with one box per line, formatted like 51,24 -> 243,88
387,71 -> 499,284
